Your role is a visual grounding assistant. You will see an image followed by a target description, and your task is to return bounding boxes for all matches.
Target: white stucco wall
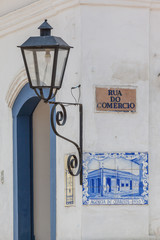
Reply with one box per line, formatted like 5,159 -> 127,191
1,0 -> 160,239
0,0 -> 38,16
149,9 -> 160,237
81,5 -> 149,240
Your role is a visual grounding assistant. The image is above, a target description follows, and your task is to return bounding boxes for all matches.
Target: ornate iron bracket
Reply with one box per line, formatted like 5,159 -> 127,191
50,101 -> 83,185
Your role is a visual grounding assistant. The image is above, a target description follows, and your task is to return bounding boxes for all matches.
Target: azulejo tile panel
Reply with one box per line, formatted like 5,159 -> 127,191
82,152 -> 148,205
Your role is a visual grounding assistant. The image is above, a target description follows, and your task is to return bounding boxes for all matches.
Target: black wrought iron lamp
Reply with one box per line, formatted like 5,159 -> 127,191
18,20 -> 83,185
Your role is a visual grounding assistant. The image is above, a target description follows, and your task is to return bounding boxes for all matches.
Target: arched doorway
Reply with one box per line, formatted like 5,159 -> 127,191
12,83 -> 56,240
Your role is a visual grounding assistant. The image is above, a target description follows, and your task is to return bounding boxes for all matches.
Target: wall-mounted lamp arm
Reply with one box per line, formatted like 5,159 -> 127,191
50,101 -> 83,185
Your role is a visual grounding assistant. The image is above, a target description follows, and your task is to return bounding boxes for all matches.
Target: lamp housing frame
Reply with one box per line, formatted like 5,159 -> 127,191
18,19 -> 72,101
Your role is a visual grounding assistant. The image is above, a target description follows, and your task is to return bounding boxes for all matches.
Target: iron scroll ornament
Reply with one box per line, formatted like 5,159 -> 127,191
50,102 -> 83,185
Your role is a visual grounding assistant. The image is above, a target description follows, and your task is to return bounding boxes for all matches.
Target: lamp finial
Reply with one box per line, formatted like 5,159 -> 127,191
38,19 -> 53,36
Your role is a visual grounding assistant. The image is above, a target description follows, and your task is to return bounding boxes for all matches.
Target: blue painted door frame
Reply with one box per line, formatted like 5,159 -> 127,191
12,83 -> 56,240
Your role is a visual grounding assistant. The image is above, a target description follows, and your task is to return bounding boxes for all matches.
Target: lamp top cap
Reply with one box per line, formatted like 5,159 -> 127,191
38,19 -> 53,30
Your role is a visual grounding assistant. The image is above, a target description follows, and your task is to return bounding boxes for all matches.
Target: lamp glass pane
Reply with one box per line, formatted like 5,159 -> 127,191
55,49 -> 68,88
23,49 -> 36,85
24,49 -> 55,87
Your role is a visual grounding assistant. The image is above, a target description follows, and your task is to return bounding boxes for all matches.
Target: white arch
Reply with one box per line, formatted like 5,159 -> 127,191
5,68 -> 28,108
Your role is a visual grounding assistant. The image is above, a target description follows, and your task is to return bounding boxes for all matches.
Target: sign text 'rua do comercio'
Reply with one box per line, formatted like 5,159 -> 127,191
96,87 -> 136,112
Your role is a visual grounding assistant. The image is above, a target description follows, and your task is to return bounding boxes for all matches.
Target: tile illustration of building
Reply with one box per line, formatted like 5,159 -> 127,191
88,168 -> 139,197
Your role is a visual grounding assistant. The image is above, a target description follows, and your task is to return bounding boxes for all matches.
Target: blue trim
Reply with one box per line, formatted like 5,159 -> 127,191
12,84 -> 39,117
13,116 -> 18,240
12,83 -> 56,240
17,115 -> 32,239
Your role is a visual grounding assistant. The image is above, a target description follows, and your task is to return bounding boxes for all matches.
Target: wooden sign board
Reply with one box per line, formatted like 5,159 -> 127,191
96,87 -> 136,112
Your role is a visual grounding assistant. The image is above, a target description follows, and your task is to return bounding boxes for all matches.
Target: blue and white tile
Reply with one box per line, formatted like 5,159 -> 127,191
82,152 -> 149,205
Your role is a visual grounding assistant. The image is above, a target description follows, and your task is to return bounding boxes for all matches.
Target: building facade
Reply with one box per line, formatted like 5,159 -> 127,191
88,168 -> 139,196
1,0 -> 160,239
